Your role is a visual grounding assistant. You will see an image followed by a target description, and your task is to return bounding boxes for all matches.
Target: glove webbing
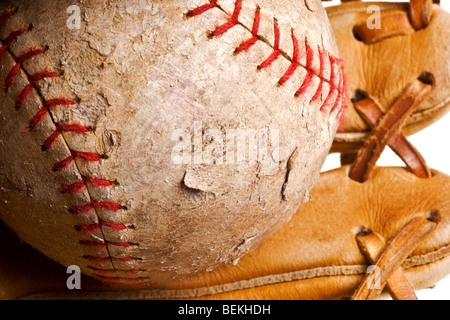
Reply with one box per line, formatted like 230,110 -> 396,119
348,78 -> 432,183
352,214 -> 439,300
342,0 -> 435,44
344,72 -> 437,299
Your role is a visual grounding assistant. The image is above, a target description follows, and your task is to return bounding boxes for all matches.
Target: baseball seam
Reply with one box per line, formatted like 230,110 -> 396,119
0,8 -> 145,286
187,0 -> 347,117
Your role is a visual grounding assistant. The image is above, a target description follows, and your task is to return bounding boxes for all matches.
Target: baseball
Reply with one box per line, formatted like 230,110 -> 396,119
0,0 -> 345,286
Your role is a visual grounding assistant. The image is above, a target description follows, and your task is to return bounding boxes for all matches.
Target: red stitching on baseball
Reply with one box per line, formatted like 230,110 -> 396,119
80,240 -> 133,250
53,151 -> 103,172
60,176 -> 114,193
52,155 -> 75,172
338,66 -> 348,117
84,256 -> 135,263
69,203 -> 97,214
88,267 -> 140,275
75,221 -> 128,234
208,0 -> 242,38
294,39 -> 314,97
80,241 -> 108,250
108,241 -> 133,248
42,124 -> 88,151
84,176 -> 115,187
234,5 -> 260,54
186,0 -> 217,17
5,47 -> 45,89
187,1 -> 347,118
60,180 -> 86,193
278,30 -> 301,86
100,221 -> 128,230
0,9 -> 15,27
0,28 -> 26,61
330,60 -> 344,114
69,200 -> 123,214
258,19 -> 281,70
320,55 -> 339,112
311,48 -> 327,102
75,223 -> 101,234
23,98 -> 75,131
16,70 -> 59,110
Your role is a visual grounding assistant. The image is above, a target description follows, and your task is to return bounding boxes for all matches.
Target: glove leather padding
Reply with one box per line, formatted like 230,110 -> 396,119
2,166 -> 449,300
326,2 -> 450,153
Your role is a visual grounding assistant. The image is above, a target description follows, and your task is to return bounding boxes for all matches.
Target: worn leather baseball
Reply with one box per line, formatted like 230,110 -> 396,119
0,0 -> 345,285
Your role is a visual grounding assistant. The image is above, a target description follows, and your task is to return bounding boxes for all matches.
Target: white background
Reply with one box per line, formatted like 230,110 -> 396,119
321,0 -> 450,300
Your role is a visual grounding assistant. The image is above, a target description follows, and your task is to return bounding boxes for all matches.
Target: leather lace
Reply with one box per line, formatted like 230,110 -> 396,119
338,0 -> 442,295
345,75 -> 438,299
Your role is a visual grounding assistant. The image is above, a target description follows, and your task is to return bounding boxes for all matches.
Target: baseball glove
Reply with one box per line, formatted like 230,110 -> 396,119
326,0 -> 450,156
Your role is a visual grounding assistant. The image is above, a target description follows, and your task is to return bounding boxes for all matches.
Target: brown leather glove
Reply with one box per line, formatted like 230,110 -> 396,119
326,0 -> 450,154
